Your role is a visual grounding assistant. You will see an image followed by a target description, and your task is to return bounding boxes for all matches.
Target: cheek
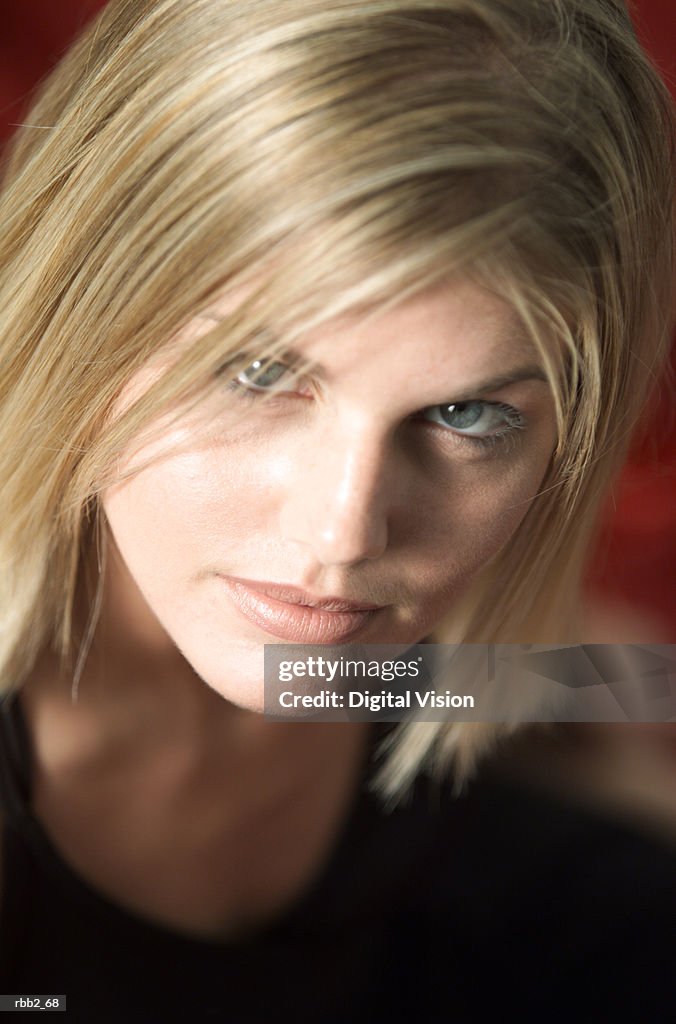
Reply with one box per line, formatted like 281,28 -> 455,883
413,446 -> 553,591
100,422 -> 283,587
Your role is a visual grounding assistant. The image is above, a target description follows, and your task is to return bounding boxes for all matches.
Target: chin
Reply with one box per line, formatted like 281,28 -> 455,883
204,673 -> 268,716
172,637 -> 267,714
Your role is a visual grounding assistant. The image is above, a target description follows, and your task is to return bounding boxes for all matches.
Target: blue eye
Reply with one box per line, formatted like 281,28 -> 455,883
420,400 -> 525,449
234,358 -> 291,391
221,357 -> 526,454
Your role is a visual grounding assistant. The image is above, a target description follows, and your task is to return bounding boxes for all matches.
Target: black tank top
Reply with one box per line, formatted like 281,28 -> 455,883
2,690 -> 676,1023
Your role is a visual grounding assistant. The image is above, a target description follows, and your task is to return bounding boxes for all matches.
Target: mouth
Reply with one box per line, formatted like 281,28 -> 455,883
217,575 -> 384,644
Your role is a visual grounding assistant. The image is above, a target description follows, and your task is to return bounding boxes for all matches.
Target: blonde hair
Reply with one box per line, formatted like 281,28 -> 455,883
0,0 -> 673,800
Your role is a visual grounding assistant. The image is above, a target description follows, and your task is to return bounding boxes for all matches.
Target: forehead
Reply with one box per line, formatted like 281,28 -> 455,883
203,276 -> 537,375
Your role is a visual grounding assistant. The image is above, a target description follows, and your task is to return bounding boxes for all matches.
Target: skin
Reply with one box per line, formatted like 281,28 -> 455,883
18,276 -> 560,937
99,276 -> 558,716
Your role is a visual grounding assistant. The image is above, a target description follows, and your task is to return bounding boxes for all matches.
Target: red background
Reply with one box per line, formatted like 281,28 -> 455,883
1,0 -> 674,635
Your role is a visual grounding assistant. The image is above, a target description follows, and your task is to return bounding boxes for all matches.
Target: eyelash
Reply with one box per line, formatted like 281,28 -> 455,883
220,360 -> 526,453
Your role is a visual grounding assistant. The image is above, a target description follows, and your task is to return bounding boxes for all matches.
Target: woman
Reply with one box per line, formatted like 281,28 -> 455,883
0,0 -> 674,1020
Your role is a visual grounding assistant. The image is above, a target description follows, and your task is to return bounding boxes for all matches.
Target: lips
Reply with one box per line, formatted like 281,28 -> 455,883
228,577 -> 382,612
218,576 -> 383,643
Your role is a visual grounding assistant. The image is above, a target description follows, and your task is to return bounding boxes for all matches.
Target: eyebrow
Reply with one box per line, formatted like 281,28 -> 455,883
443,365 -> 550,401
198,316 -> 550,399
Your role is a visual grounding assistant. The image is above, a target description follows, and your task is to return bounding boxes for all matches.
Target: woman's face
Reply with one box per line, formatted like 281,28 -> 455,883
101,278 -> 558,710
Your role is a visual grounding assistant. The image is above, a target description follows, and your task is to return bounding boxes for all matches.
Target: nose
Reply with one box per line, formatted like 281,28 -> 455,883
279,417 -> 392,567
